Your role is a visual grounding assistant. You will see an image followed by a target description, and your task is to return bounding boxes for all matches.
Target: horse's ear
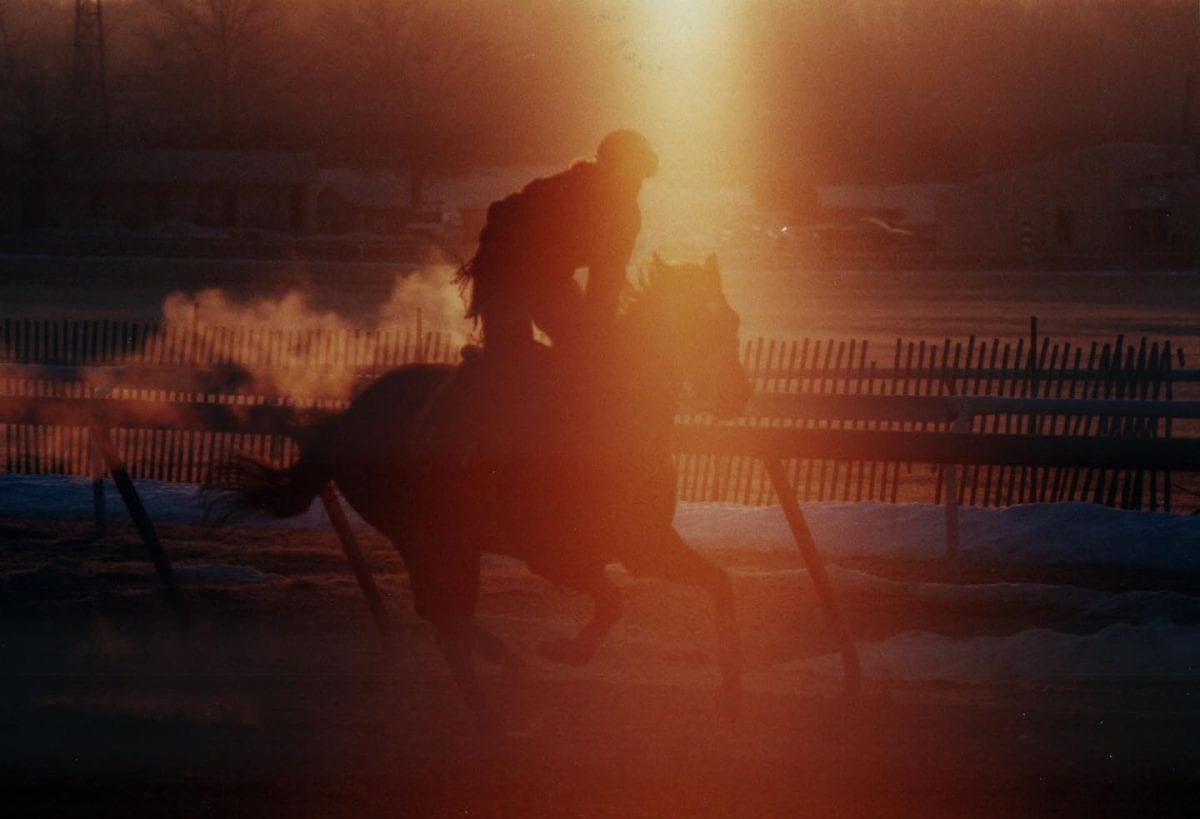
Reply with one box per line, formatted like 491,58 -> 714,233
704,254 -> 719,274
652,252 -> 665,270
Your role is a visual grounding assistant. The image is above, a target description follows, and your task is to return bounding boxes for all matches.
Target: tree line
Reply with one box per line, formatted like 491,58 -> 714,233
744,0 -> 1200,207
1,0 -> 1198,209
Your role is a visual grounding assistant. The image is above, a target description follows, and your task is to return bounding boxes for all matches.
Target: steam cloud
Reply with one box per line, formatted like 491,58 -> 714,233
160,267 -> 472,401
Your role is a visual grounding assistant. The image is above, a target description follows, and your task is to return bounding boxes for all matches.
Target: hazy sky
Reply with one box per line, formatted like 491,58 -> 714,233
4,1 -> 1198,188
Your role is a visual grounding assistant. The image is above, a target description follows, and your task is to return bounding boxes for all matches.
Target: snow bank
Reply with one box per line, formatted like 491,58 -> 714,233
4,474 -> 1199,683
0,474 -> 335,529
803,620 -> 1200,682
674,500 -> 1200,572
2,475 -> 1198,572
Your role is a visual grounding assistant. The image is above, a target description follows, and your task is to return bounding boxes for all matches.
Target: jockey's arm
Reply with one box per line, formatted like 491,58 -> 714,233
584,256 -> 627,318
583,206 -> 640,321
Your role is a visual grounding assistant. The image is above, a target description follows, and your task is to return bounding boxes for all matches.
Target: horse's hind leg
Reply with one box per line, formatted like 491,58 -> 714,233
433,617 -> 528,733
537,569 -> 622,667
629,528 -> 741,720
468,621 -> 528,680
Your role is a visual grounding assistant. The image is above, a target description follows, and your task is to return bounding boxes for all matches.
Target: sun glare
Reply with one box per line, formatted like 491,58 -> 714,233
635,0 -> 740,185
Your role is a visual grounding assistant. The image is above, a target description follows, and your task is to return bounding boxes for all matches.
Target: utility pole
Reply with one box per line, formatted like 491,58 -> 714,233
72,0 -> 108,218
72,0 -> 107,147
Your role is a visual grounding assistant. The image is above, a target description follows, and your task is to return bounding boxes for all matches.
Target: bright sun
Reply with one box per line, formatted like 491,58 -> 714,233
635,0 -> 738,183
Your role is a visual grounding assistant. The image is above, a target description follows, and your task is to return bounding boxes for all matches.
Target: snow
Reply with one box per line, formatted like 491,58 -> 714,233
0,474 -> 335,530
6,475 -> 1196,571
174,563 -> 278,584
3,473 -> 1199,684
801,620 -> 1200,681
675,500 -> 1200,572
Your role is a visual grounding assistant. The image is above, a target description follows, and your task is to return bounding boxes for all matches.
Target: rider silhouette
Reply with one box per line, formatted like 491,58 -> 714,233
456,129 -> 658,354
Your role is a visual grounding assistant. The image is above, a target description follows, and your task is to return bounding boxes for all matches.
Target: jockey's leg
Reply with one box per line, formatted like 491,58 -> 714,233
625,528 -> 742,719
536,567 -> 622,666
480,283 -> 537,354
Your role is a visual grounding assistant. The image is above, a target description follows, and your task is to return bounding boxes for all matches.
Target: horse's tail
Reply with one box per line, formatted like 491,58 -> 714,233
218,414 -> 341,519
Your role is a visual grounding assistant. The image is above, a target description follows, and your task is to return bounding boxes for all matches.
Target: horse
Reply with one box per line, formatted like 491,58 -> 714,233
224,254 -> 752,731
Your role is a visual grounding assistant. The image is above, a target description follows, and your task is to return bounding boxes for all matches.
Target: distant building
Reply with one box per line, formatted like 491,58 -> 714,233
316,168 -> 409,234
426,165 -> 560,243
314,168 -> 450,235
2,149 -> 318,234
0,149 -> 483,246
814,183 -> 951,229
935,143 -> 1200,261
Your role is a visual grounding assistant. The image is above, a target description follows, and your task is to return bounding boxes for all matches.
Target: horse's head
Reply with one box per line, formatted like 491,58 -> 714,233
632,254 -> 752,420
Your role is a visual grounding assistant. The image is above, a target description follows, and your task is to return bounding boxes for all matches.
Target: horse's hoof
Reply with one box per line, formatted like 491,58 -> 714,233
536,638 -> 589,666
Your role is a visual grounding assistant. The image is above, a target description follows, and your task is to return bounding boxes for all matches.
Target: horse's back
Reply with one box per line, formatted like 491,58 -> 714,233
348,363 -> 457,416
332,356 -> 678,586
331,364 -> 457,530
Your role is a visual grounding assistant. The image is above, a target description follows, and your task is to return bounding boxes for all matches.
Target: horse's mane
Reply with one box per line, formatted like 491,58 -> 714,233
618,255 -> 701,323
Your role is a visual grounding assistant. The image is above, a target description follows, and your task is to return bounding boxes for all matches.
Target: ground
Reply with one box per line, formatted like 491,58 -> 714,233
1,518 -> 1197,817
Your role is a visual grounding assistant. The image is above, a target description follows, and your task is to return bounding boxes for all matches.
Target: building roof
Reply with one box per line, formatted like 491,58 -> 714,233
317,168 -> 410,210
959,143 -> 1194,190
814,183 -> 953,226
55,149 -> 318,187
428,165 -> 561,209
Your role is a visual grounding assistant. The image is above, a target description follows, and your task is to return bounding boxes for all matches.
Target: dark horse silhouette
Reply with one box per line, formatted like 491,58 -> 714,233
226,254 -> 752,731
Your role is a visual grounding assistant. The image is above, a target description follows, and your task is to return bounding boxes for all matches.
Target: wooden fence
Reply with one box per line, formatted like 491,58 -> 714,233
0,316 -> 459,371
676,330 -> 1195,511
2,317 -> 1197,512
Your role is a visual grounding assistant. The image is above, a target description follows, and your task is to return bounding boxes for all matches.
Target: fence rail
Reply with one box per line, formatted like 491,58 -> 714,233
0,317 -> 459,370
2,316 -> 1197,512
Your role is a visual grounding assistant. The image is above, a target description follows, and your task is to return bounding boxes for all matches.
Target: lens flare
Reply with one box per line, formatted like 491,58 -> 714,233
634,0 -> 741,184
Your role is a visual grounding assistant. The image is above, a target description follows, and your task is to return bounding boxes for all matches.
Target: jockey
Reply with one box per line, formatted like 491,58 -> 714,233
456,129 -> 658,356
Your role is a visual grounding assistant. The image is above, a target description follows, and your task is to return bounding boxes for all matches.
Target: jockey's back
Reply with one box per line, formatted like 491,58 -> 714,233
474,161 -> 641,282
458,130 -> 658,351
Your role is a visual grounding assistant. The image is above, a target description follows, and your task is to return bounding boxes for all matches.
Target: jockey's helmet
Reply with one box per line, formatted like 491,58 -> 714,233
597,129 -> 659,180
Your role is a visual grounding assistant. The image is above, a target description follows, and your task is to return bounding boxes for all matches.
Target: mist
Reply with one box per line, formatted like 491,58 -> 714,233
3,0 -> 1198,196
159,267 -> 471,400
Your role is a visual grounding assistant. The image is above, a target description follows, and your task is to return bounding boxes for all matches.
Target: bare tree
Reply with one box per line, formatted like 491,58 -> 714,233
0,1 -> 71,226
334,0 -> 497,206
138,0 -> 292,147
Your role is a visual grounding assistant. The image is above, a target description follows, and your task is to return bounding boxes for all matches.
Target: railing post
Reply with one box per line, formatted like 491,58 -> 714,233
943,401 -> 973,582
89,432 -> 106,539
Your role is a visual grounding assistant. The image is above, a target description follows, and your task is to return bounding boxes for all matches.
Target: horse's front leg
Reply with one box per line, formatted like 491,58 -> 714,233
537,569 -> 622,666
434,617 -> 506,735
393,530 -> 523,731
630,528 -> 742,720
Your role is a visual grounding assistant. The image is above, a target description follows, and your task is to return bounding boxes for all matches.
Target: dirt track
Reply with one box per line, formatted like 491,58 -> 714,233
1,518 -> 1197,817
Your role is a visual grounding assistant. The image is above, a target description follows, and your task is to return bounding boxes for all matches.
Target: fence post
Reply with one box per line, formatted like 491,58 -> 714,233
415,308 -> 424,363
943,402 -> 972,582
89,432 -> 106,539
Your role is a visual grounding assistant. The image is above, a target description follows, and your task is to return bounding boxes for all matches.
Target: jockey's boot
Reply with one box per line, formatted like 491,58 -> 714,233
480,337 -> 550,389
450,337 -> 552,468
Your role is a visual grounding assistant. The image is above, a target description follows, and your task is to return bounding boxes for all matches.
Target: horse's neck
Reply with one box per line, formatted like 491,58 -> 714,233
603,313 -> 680,429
